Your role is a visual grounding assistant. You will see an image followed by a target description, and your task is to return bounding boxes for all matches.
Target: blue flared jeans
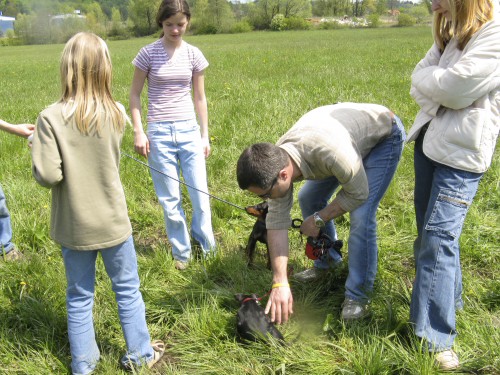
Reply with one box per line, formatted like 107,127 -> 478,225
0,183 -> 15,254
147,120 -> 215,262
298,116 -> 406,303
410,131 -> 482,351
62,236 -> 153,374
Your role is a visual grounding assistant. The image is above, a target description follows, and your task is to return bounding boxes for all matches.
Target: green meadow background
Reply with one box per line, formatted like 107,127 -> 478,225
1,27 -> 499,374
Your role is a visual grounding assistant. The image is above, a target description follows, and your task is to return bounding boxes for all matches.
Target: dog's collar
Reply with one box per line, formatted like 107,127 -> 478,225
242,297 -> 260,304
242,290 -> 272,304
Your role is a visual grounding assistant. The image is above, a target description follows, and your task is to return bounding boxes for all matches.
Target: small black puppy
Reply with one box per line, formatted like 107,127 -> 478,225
235,293 -> 284,344
245,201 -> 270,269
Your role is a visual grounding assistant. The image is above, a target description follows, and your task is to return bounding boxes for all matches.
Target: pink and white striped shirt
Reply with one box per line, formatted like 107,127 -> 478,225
132,40 -> 208,123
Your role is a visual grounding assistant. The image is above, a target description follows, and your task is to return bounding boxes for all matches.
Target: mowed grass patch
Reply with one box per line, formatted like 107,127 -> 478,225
1,27 -> 498,374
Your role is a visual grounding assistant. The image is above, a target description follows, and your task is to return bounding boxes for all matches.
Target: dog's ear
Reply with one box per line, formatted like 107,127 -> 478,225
235,293 -> 244,302
246,202 -> 268,218
245,205 -> 261,217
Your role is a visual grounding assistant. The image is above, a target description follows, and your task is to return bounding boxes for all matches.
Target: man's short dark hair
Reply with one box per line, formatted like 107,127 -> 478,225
236,143 -> 289,190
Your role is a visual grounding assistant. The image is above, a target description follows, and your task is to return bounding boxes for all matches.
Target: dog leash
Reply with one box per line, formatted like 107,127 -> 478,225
121,151 -> 247,212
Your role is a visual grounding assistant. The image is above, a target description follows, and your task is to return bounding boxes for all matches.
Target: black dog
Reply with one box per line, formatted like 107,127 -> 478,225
235,293 -> 284,345
245,202 -> 270,269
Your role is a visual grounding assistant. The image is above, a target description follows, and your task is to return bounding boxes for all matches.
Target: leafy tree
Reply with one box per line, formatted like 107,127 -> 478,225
13,13 -> 36,44
109,6 -> 128,38
352,0 -> 361,16
190,0 -> 211,33
14,9 -> 85,44
283,0 -> 311,18
206,0 -> 235,33
407,3 -> 430,24
249,0 -> 311,29
270,13 -> 285,30
362,0 -> 376,15
312,0 -> 351,18
366,12 -> 380,27
99,0 -> 130,19
397,12 -> 415,26
128,0 -> 160,36
228,19 -> 253,33
26,0 -> 60,14
375,0 -> 387,15
51,15 -> 88,43
229,0 -> 251,21
0,0 -> 28,17
84,2 -> 107,36
420,0 -> 432,14
386,0 -> 399,11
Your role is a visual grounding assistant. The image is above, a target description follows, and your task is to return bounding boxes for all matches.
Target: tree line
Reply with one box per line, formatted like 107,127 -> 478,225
0,0 -> 430,45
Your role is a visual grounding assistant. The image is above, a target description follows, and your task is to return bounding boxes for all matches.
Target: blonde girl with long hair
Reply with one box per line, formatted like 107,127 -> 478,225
407,0 -> 499,370
31,32 -> 164,374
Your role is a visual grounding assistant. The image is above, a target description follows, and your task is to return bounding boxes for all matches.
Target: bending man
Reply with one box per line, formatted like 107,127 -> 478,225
236,102 -> 405,323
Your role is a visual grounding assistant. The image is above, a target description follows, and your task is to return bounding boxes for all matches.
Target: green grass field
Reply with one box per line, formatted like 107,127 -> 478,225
1,27 -> 499,374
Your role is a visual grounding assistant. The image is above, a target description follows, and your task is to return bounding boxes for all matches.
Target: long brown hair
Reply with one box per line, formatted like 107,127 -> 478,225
156,0 -> 191,37
433,0 -> 495,51
60,32 -> 127,135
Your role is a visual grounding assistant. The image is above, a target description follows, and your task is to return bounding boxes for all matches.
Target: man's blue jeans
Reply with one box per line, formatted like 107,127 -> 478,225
0,183 -> 15,253
62,236 -> 153,375
410,131 -> 482,351
298,116 -> 406,303
147,120 -> 216,262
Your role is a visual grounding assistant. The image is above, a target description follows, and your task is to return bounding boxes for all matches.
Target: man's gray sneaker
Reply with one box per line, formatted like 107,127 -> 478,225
341,298 -> 370,321
2,248 -> 23,262
292,268 -> 326,282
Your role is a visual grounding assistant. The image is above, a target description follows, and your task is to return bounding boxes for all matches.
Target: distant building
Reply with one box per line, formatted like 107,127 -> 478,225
0,15 -> 15,36
50,10 -> 85,26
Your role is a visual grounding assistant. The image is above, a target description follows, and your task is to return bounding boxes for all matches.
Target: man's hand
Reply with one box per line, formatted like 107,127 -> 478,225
300,214 -> 320,238
265,284 -> 293,324
266,229 -> 293,324
301,202 -> 346,237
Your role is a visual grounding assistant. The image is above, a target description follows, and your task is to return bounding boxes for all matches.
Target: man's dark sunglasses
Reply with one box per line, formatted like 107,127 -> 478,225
258,176 -> 278,200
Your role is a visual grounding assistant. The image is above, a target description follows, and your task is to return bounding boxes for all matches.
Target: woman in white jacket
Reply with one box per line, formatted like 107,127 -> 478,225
407,0 -> 499,370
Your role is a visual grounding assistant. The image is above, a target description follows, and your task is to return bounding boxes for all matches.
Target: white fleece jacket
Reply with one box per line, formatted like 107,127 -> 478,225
407,16 -> 500,173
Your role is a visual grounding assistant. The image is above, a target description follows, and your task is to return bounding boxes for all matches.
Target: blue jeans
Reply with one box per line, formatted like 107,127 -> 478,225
0,183 -> 15,254
410,131 -> 482,352
147,120 -> 215,262
62,236 -> 153,375
298,116 -> 406,303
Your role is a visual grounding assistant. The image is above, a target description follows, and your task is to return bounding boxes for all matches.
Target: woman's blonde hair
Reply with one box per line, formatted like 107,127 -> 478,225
60,32 -> 127,135
433,0 -> 495,51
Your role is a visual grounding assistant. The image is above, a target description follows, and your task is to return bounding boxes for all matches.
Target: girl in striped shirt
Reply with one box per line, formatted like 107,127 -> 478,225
130,0 -> 215,270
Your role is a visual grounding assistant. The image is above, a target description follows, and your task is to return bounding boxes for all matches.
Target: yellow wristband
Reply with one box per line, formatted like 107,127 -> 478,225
272,283 -> 290,289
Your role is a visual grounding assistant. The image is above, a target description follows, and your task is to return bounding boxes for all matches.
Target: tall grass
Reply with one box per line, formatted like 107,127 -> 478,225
0,27 -> 498,374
